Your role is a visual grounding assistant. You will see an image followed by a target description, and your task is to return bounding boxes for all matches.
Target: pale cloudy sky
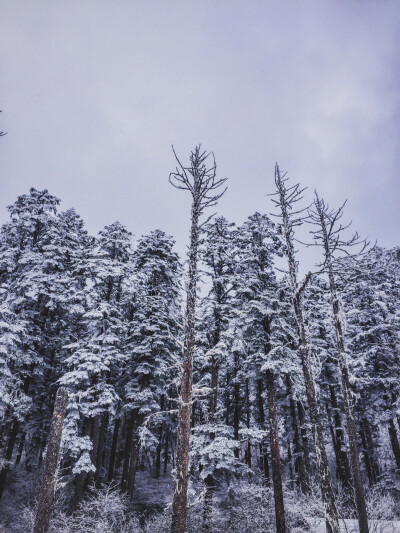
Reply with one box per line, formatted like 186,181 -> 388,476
0,1 -> 399,263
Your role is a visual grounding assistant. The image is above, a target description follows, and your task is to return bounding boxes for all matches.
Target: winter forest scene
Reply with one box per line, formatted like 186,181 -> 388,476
0,2 -> 399,533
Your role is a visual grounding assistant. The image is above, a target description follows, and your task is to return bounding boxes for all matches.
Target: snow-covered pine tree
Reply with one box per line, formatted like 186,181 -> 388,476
61,221 -> 131,506
0,188 -> 73,495
120,229 -> 182,496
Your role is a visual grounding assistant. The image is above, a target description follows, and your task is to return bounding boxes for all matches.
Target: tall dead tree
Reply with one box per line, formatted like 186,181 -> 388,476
271,165 -> 340,533
33,387 -> 68,533
308,192 -> 369,533
169,145 -> 227,533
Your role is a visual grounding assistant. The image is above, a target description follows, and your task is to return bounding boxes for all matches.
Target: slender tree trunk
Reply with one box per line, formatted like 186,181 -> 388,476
33,387 -> 68,533
107,417 -> 120,482
257,378 -> 270,484
128,418 -> 140,497
266,370 -> 286,533
245,379 -> 252,468
388,419 -> 400,470
171,208 -> 200,533
87,415 -> 101,488
164,426 -> 170,475
120,413 -> 133,492
233,351 -> 240,460
202,333 -> 220,532
327,383 -> 351,489
297,400 -> 312,483
0,419 -> 19,499
287,377 -> 308,493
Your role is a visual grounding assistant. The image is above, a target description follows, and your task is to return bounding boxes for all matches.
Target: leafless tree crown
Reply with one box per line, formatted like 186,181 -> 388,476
169,145 -> 227,214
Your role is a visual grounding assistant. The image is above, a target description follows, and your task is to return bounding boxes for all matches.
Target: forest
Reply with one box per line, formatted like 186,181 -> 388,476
0,146 -> 399,533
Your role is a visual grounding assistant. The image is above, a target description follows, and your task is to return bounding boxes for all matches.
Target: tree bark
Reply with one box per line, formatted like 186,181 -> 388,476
107,417 -> 120,482
33,387 -> 68,533
0,419 -> 19,499
388,419 -> 400,470
266,370 -> 286,533
171,207 -> 199,533
287,377 -> 308,493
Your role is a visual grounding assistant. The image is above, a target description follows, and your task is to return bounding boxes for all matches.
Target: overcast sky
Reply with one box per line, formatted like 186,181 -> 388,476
0,1 -> 399,265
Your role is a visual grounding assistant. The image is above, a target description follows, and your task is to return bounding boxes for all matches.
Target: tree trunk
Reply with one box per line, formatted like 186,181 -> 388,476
266,370 -> 286,533
164,426 -> 170,475
128,418 -> 140,497
202,325 -> 220,532
33,387 -> 68,533
257,378 -> 270,484
0,419 -> 19,499
107,417 -> 120,482
287,377 -> 308,493
120,413 -> 133,492
171,207 -> 199,533
388,419 -> 400,470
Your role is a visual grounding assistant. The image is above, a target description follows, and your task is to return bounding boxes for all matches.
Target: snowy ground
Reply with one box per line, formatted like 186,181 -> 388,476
310,519 -> 400,533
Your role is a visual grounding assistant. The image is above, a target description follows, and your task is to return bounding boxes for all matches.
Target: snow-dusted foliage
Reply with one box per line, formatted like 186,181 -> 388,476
0,180 -> 399,533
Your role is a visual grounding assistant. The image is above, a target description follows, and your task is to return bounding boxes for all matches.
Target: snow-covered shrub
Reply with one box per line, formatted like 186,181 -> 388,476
366,486 -> 400,521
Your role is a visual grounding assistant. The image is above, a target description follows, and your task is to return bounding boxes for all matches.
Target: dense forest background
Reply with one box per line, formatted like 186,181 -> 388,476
0,150 -> 399,533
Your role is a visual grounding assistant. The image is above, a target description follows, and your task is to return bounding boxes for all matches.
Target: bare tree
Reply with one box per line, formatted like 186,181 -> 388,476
169,145 -> 227,533
271,165 -> 340,533
33,387 -> 68,533
308,192 -> 369,533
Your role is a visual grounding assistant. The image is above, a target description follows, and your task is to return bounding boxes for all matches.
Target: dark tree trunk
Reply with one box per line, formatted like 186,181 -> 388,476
0,419 -> 19,499
233,351 -> 240,460
107,417 -> 120,482
388,419 -> 400,470
257,378 -> 270,484
33,388 -> 68,533
120,413 -> 133,492
297,401 -> 312,481
359,419 -> 377,485
164,426 -> 170,475
15,432 -> 26,465
245,379 -> 252,468
87,415 -> 101,488
266,370 -> 286,533
287,377 -> 308,493
202,324 -> 220,532
156,424 -> 163,478
327,384 -> 351,489
128,420 -> 140,497
94,412 -> 109,487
